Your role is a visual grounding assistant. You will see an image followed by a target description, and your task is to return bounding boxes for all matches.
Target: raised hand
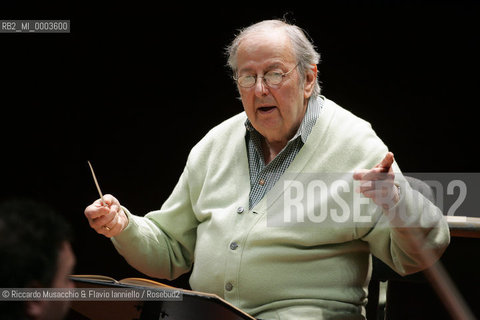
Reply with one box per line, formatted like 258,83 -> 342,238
353,152 -> 400,211
84,194 -> 128,238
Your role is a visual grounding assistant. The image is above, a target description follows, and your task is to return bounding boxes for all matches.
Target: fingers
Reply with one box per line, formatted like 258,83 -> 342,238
102,194 -> 119,206
89,206 -> 117,230
103,214 -> 124,238
353,167 -> 394,181
362,186 -> 400,210
84,202 -> 109,220
376,152 -> 394,171
94,206 -> 122,238
353,152 -> 399,210
361,184 -> 396,199
84,194 -> 127,237
353,152 -> 395,181
356,177 -> 395,193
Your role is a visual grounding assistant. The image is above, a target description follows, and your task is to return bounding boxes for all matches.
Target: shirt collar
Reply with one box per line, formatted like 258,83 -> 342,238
244,96 -> 323,144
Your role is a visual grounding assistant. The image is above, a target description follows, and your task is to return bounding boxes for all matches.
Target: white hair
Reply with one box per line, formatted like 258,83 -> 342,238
226,19 -> 321,97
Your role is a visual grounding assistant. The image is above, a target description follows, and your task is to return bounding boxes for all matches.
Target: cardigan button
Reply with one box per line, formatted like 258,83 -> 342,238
236,207 -> 244,214
225,282 -> 233,291
230,242 -> 238,250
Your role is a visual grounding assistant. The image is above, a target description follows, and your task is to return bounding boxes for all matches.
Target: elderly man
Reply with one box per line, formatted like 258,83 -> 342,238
84,20 -> 449,319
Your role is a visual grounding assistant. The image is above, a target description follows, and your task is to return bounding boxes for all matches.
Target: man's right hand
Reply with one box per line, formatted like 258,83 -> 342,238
84,194 -> 128,238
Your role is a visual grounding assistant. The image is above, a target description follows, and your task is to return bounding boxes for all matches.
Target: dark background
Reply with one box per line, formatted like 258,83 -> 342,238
0,0 -> 479,307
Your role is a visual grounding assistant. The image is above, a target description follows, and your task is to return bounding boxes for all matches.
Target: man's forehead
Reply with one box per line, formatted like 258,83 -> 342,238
239,28 -> 290,49
236,30 -> 295,65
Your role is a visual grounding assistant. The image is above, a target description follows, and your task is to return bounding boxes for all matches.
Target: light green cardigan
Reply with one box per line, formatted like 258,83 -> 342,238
112,97 -> 449,320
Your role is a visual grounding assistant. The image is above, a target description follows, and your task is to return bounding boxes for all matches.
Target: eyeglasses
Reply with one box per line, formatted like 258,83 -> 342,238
234,64 -> 298,88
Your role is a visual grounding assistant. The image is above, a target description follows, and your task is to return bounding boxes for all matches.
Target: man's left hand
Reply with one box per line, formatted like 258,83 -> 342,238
353,152 -> 400,211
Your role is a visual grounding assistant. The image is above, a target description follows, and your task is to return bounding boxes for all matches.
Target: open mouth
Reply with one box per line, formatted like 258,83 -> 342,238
258,106 -> 276,113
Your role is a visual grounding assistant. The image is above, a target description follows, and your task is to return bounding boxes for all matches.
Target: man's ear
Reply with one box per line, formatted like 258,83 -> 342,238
25,299 -> 46,319
24,280 -> 45,319
303,64 -> 318,99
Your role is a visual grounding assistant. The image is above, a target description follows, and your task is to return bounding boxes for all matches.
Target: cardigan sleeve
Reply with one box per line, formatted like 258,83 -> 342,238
108,112 -> 247,281
358,164 -> 450,276
111,166 -> 199,280
320,100 -> 450,275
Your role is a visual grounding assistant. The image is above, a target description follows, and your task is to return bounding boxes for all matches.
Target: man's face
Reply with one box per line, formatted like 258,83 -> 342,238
236,30 -> 314,144
29,241 -> 76,320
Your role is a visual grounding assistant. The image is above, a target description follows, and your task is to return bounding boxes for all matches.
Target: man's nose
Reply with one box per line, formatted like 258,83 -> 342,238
254,77 -> 269,97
